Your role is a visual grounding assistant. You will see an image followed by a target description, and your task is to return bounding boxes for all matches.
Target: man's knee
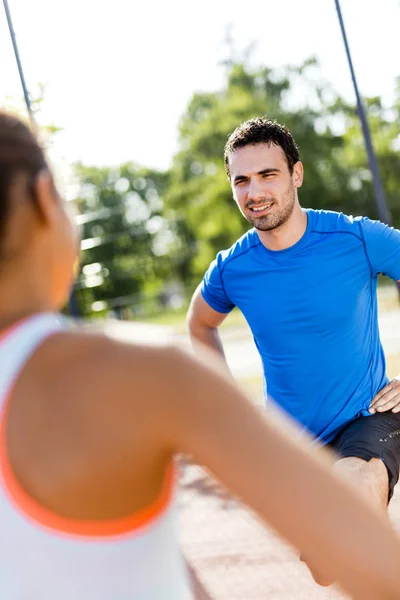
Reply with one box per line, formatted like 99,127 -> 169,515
334,456 -> 387,482
334,456 -> 389,509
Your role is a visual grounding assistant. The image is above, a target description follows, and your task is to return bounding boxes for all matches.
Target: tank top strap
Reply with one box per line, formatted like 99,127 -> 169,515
0,313 -> 66,410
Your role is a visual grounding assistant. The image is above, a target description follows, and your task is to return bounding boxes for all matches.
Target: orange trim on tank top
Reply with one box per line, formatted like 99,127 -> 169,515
0,401 -> 176,538
0,319 -> 176,539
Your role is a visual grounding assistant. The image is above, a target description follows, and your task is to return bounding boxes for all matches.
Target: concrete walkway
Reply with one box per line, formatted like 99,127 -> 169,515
179,461 -> 400,599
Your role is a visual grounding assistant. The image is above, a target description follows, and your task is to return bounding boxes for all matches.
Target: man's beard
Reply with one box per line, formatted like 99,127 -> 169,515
245,187 -> 296,232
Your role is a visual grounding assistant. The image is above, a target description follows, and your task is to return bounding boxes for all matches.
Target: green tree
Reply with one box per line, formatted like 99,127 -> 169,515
164,59 -> 400,283
72,59 -> 400,316
336,82 -> 400,224
74,163 -> 187,316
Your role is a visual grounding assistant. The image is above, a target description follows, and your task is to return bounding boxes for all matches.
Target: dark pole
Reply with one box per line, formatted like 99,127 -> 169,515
334,0 -> 400,301
334,0 -> 391,225
3,0 -> 81,316
2,0 -> 36,127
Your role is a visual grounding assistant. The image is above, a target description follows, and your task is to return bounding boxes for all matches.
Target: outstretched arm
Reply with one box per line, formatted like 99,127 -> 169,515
163,345 -> 400,600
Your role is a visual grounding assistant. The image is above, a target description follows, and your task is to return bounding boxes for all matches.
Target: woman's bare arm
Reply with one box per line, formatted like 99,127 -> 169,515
159,345 -> 400,600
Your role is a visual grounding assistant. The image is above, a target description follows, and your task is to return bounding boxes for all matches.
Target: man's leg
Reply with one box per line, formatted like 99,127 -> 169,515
305,456 -> 389,587
334,456 -> 389,512
303,410 -> 400,587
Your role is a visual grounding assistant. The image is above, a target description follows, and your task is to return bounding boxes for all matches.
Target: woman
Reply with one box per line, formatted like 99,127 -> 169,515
0,110 -> 399,599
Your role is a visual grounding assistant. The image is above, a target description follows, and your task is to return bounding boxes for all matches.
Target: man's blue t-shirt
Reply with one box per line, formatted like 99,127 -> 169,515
201,209 -> 400,443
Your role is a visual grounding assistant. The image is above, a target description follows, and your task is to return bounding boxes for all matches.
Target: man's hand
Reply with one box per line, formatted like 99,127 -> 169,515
369,377 -> 400,414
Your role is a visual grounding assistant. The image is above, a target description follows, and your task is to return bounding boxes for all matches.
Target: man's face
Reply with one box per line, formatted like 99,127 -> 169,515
228,143 -> 303,231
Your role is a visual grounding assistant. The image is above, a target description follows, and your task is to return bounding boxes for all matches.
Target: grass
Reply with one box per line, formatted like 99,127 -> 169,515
143,306 -> 247,334
142,306 -> 188,328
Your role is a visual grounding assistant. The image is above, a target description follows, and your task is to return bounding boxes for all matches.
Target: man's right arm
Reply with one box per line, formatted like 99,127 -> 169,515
186,284 -> 230,363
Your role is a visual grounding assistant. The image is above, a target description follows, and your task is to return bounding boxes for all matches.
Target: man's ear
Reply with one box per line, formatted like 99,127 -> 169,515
31,169 -> 59,226
293,161 -> 304,189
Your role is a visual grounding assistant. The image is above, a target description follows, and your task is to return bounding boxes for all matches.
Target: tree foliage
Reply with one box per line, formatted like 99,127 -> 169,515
74,163 -> 187,316
73,60 -> 400,315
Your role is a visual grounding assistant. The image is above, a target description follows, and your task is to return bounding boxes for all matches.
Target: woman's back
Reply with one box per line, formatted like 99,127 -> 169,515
0,313 -> 192,599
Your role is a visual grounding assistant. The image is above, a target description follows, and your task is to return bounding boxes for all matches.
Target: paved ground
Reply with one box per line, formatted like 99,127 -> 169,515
179,462 -> 400,600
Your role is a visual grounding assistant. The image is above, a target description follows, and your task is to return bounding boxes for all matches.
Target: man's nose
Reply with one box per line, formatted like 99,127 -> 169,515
248,178 -> 265,202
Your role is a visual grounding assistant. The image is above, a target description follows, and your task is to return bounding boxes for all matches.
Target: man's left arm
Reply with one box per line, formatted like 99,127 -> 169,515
357,217 -> 400,414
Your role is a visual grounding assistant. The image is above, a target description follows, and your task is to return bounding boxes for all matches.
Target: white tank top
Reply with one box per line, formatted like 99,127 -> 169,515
0,313 -> 193,599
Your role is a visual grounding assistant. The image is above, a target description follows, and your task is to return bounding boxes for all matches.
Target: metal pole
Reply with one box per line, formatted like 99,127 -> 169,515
3,0 -> 81,315
334,0 -> 391,225
2,0 -> 36,127
334,0 -> 400,301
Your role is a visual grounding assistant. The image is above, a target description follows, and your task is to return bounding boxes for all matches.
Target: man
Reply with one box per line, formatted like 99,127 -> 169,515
187,117 -> 400,586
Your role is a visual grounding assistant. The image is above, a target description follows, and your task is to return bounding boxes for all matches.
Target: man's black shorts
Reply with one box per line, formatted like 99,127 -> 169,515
328,411 -> 400,501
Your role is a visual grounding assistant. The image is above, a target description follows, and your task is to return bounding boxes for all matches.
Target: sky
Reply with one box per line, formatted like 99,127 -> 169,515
1,0 -> 399,173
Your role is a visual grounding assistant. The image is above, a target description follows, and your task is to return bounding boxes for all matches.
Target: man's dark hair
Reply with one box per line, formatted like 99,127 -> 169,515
0,111 -> 47,256
224,117 -> 300,177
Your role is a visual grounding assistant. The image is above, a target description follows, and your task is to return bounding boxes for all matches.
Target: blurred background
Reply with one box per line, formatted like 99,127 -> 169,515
1,0 -> 399,316
2,2 -> 400,596
2,0 -> 400,399
2,0 -> 400,395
